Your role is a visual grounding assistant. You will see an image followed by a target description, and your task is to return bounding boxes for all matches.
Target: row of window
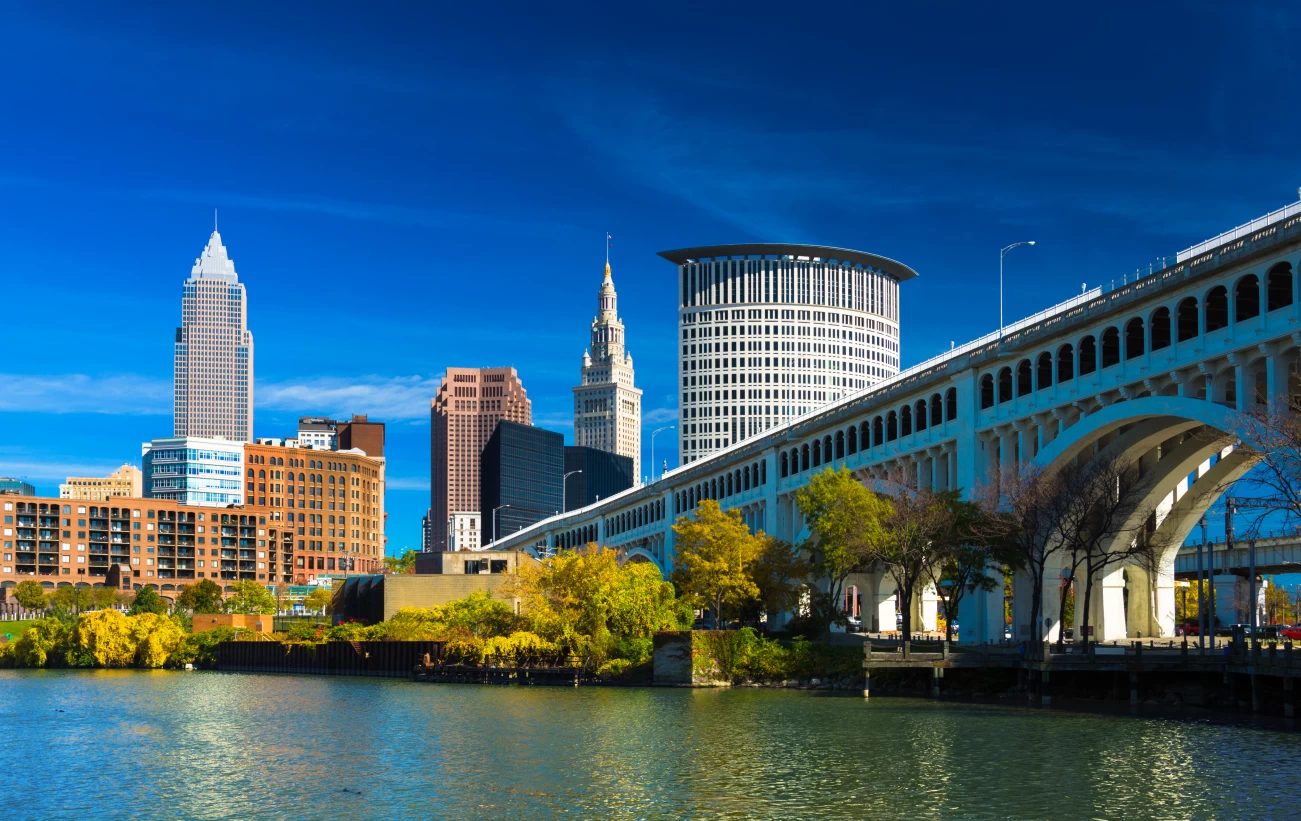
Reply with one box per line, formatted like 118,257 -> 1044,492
979,262 -> 1296,408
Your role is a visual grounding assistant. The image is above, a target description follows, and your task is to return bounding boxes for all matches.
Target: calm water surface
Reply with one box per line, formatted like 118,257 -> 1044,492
2,670 -> 1297,820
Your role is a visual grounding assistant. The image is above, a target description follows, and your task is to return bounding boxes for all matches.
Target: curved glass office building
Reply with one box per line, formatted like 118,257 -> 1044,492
659,244 -> 918,463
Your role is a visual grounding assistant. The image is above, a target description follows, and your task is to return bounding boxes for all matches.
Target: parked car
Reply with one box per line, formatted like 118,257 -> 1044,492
1175,622 -> 1200,636
1282,625 -> 1301,641
846,616 -> 863,632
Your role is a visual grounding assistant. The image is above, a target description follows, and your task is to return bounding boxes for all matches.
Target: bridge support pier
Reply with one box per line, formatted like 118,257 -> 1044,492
1213,574 -> 1243,627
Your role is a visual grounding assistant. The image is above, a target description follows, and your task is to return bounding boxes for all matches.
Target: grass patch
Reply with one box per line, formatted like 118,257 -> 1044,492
0,621 -> 37,643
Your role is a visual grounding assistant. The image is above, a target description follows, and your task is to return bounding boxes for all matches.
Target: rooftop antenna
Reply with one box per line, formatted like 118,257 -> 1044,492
606,232 -> 612,265
214,208 -> 218,233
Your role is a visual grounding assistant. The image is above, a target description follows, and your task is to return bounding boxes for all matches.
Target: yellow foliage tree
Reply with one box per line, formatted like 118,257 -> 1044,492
74,610 -> 139,667
129,613 -> 186,668
671,500 -> 762,628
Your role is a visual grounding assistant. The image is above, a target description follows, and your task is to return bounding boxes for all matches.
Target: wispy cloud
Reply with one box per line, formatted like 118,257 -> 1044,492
643,407 -> 679,425
0,373 -> 169,416
258,374 -> 442,422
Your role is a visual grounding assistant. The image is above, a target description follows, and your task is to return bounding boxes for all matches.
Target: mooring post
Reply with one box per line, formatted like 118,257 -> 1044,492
1041,669 -> 1052,707
1130,670 -> 1140,705
1284,676 -> 1294,719
931,666 -> 941,699
862,642 -> 873,699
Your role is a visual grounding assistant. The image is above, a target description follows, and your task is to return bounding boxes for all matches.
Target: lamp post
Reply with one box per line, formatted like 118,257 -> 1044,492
562,470 -> 583,513
651,425 -> 676,482
492,504 -> 512,549
999,241 -> 1036,340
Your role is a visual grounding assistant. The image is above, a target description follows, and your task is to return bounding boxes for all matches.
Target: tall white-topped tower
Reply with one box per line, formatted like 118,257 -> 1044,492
573,261 -> 643,481
173,228 -> 254,442
660,243 -> 917,463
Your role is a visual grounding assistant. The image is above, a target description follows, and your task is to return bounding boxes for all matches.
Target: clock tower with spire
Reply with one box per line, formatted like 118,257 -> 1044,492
573,260 -> 642,482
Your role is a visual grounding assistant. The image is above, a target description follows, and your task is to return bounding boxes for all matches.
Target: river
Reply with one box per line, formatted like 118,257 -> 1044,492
1,670 -> 1297,820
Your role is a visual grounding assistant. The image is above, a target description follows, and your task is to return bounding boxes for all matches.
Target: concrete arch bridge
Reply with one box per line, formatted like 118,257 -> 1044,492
497,201 -> 1301,645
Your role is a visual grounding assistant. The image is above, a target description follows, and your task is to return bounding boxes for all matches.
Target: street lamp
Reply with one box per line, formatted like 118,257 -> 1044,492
562,470 -> 583,513
999,241 -> 1036,340
651,425 -> 676,482
491,504 -> 512,549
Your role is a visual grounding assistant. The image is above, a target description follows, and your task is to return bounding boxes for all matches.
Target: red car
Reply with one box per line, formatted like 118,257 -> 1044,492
1175,622 -> 1200,636
1282,625 -> 1301,641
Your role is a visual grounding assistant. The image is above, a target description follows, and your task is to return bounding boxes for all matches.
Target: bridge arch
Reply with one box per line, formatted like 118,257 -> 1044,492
1031,395 -> 1241,473
619,547 -> 664,573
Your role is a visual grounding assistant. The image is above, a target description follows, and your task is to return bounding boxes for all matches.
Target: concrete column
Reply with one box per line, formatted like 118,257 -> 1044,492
1233,359 -> 1248,413
918,583 -> 939,633
876,588 -> 898,634
1153,553 -> 1177,638
957,574 -> 1005,645
1265,352 -> 1290,407
1096,565 -> 1129,642
1125,565 -> 1153,639
953,368 -> 980,495
1214,574 -> 1243,627
1011,567 -> 1034,643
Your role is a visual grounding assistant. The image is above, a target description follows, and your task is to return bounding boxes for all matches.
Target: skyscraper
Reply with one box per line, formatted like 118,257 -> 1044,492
173,228 -> 254,442
572,261 -> 642,480
659,244 -> 917,463
430,367 -> 531,550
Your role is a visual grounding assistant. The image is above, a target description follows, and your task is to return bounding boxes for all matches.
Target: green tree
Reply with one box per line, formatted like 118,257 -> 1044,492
175,579 -> 224,614
749,536 -> 810,624
929,501 -> 998,643
876,486 -> 971,644
794,467 -> 891,623
13,580 -> 47,611
303,587 -> 332,614
671,500 -> 762,628
128,586 -> 169,616
50,586 -> 93,612
224,580 -> 277,614
384,549 -> 417,574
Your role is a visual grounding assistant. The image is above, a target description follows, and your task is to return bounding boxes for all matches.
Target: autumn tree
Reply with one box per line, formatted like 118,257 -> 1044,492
13,580 -> 47,612
671,500 -> 762,628
175,579 -> 224,614
303,587 -> 332,614
224,580 -> 277,615
794,467 -> 891,622
505,544 -> 689,644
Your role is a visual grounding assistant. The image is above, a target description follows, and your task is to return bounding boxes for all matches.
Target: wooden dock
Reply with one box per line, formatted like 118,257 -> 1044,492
862,637 -> 1298,715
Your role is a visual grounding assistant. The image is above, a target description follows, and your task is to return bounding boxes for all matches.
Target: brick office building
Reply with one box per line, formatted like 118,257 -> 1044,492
429,367 -> 531,551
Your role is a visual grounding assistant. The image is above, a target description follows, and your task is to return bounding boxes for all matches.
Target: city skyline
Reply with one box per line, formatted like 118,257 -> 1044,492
2,4 -> 1299,553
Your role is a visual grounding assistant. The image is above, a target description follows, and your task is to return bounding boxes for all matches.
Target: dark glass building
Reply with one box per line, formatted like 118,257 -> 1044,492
563,446 -> 633,511
481,421 -> 564,542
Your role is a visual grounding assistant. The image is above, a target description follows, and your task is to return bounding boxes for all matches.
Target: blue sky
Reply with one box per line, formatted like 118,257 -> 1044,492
1,2 -> 1299,555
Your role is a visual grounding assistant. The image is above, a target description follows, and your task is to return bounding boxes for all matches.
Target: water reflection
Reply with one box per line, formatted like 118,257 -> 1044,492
1,671 -> 1297,820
